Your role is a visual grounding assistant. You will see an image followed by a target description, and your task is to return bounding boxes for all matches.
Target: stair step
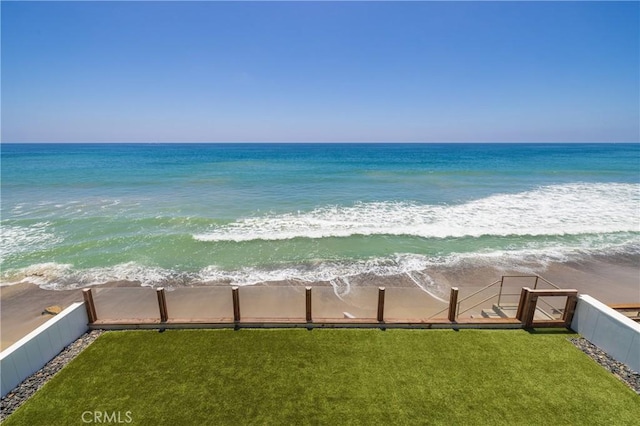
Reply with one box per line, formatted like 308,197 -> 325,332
481,309 -> 501,319
492,304 -> 517,319
532,308 -> 555,321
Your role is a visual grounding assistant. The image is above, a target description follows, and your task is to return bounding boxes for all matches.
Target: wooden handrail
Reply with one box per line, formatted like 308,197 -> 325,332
428,280 -> 502,319
457,279 -> 502,304
457,292 -> 500,316
608,303 -> 640,310
499,275 -> 561,290
523,289 -> 577,297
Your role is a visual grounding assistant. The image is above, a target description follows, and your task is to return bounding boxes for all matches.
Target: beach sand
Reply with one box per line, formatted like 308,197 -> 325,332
1,283 -> 83,350
0,281 -> 138,350
1,256 -> 638,350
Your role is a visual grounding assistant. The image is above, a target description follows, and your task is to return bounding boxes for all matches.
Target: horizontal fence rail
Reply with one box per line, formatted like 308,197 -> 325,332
81,276 -> 578,330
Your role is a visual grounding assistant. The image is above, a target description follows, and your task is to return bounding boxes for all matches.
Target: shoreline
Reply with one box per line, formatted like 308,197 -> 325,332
1,255 -> 638,350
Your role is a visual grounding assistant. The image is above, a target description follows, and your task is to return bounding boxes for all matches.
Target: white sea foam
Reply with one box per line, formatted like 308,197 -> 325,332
193,183 -> 640,242
406,270 -> 449,303
0,261 -> 182,290
1,255 -> 436,290
6,198 -> 142,220
330,277 -> 351,300
0,262 -> 74,287
2,237 -> 637,290
0,222 -> 63,260
194,236 -> 636,285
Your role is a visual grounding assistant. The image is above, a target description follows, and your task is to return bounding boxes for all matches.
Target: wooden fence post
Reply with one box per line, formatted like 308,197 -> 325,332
232,286 -> 241,322
377,287 -> 386,322
306,287 -> 312,322
82,288 -> 97,323
448,287 -> 459,322
156,287 -> 168,322
563,294 -> 578,328
523,292 -> 538,328
516,287 -> 530,321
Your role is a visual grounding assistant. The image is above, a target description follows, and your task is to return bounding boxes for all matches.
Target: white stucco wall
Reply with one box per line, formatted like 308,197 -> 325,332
1,302 -> 89,397
571,294 -> 640,373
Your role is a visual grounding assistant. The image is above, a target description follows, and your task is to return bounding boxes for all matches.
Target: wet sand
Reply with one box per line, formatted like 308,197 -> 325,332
1,256 -> 638,350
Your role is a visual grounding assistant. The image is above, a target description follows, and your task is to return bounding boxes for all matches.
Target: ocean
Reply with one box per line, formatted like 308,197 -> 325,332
1,143 -> 638,291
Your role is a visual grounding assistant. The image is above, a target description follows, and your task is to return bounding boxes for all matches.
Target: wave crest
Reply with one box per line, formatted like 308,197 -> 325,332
194,183 -> 640,242
3,239 -> 638,290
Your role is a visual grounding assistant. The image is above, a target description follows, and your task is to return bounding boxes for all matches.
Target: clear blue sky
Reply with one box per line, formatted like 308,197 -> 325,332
2,1 -> 638,143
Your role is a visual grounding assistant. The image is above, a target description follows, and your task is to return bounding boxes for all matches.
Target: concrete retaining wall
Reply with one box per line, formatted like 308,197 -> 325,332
571,294 -> 640,373
1,302 -> 88,397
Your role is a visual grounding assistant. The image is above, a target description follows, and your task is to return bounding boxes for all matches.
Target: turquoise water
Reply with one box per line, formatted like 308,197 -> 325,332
1,143 -> 638,289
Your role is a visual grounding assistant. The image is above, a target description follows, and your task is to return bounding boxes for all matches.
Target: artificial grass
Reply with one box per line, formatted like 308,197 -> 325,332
4,329 -> 639,425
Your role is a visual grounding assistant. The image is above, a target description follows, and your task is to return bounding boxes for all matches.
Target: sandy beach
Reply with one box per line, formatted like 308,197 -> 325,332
1,283 -> 83,350
0,281 -> 140,350
2,255 -> 638,350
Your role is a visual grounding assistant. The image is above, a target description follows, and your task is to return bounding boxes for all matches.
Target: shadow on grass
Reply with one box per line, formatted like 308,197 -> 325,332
525,327 -> 578,335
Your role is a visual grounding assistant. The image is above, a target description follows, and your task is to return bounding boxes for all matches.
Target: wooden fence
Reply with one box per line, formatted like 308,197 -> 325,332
82,279 -> 578,330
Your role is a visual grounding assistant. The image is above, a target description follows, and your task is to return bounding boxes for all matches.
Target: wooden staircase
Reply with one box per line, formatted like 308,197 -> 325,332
608,304 -> 640,322
482,304 -> 556,321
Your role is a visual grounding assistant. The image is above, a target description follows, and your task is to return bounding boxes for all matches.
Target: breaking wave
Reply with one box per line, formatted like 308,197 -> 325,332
194,183 -> 640,242
2,238 -> 638,292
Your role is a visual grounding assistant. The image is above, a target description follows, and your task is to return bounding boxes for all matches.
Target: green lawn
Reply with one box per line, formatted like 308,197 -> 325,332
5,329 -> 639,425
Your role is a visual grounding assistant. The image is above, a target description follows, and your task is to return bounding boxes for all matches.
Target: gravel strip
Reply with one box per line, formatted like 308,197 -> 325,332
570,337 -> 640,394
0,330 -> 104,421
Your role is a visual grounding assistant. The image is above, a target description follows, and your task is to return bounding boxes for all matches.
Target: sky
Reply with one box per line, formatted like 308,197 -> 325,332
1,1 -> 639,143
